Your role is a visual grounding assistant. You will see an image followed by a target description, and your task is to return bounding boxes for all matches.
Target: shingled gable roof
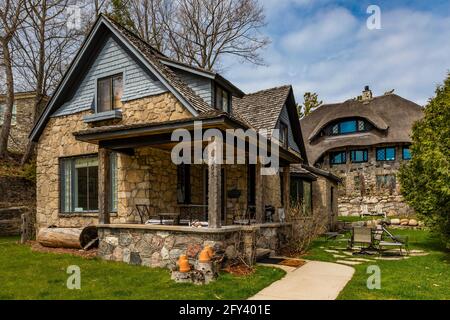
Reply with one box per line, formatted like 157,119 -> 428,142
300,93 -> 424,165
232,85 -> 308,162
29,14 -> 214,142
233,85 -> 292,131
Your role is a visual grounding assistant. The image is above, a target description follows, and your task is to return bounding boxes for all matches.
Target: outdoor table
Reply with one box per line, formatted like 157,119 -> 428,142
176,204 -> 208,222
158,213 -> 180,225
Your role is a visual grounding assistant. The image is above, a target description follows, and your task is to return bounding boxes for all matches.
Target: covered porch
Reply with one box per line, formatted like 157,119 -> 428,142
74,114 -> 300,229
74,115 -> 300,267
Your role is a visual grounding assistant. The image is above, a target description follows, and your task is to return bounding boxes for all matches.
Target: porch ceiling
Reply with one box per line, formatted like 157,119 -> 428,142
73,113 -> 302,164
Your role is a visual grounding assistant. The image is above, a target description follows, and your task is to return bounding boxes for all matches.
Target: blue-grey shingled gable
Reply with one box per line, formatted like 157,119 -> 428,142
52,35 -> 168,117
277,104 -> 301,153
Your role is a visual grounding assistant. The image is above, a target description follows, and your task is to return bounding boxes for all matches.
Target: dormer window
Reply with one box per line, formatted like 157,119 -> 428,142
97,73 -> 123,113
214,84 -> 231,113
325,118 -> 371,136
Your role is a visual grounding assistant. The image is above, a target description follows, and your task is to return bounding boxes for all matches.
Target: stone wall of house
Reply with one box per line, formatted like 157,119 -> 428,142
263,174 -> 283,210
119,147 -> 179,222
0,94 -> 35,154
36,92 -> 193,230
225,164 -> 248,224
312,176 -> 338,230
319,145 -> 414,217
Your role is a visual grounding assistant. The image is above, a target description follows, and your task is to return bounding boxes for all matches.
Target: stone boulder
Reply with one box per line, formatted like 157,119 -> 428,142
390,218 -> 400,225
408,219 -> 419,226
400,219 -> 409,226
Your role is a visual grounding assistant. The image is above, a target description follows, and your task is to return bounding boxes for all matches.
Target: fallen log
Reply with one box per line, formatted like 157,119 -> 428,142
37,226 -> 98,249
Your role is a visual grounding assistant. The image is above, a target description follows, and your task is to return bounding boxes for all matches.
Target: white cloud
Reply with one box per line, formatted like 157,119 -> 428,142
281,8 -> 358,54
224,6 -> 450,105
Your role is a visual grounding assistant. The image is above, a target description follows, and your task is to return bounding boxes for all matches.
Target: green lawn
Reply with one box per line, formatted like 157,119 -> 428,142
0,237 -> 285,300
303,229 -> 450,300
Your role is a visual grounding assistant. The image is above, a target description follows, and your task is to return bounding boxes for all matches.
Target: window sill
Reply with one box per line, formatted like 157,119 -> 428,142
83,110 -> 122,123
59,212 -> 118,218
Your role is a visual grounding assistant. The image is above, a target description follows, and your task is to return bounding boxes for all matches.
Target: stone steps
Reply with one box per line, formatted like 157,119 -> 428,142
256,248 -> 273,260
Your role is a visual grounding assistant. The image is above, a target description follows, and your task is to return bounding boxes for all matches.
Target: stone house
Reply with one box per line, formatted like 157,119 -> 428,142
0,92 -> 37,154
300,87 -> 424,217
29,14 -> 338,268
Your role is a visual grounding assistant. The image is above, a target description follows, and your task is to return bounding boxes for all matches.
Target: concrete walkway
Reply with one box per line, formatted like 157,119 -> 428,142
249,260 -> 355,300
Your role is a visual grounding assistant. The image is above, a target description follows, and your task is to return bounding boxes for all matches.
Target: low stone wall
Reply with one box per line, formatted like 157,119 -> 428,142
338,195 -> 414,217
97,223 -> 291,269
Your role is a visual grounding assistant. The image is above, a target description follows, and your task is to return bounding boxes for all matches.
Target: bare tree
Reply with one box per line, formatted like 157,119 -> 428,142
13,0 -> 83,164
129,0 -> 173,53
164,0 -> 269,70
0,0 -> 26,158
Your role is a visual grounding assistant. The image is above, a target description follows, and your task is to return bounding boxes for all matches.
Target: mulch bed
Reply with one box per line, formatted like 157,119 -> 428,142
279,259 -> 306,268
28,241 -> 98,259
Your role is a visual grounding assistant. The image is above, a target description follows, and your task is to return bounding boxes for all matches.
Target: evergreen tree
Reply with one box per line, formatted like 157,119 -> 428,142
297,92 -> 322,119
109,0 -> 136,31
399,73 -> 450,248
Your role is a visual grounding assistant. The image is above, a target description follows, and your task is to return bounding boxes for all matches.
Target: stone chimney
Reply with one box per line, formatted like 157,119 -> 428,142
362,86 -> 373,101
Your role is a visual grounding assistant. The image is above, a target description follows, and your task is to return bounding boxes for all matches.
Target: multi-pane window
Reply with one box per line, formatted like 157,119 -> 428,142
376,147 -> 396,161
279,122 -> 288,148
60,154 -> 117,213
340,120 -> 357,134
290,178 -> 312,215
0,104 -> 17,125
97,73 -> 123,112
330,151 -> 346,165
328,119 -> 368,136
402,147 -> 412,160
214,85 -> 231,113
350,149 -> 368,163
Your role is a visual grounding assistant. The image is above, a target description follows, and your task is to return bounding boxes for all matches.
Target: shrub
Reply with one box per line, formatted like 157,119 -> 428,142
399,73 -> 450,248
283,202 -> 328,255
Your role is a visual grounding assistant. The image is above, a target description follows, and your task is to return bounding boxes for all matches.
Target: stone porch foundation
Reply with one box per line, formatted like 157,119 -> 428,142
97,223 -> 291,269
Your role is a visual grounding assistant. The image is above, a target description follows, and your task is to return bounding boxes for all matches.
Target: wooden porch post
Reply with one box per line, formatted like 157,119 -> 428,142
208,163 -> 222,228
283,166 -> 290,216
255,163 -> 264,223
98,148 -> 111,225
207,139 -> 222,229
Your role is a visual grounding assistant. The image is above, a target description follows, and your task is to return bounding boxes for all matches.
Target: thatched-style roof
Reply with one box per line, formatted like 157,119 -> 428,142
300,94 -> 424,165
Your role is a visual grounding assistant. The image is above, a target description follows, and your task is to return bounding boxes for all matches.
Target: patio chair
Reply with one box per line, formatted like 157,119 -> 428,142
360,204 -> 370,217
373,224 -> 409,256
135,204 -> 154,224
348,227 -> 374,253
374,203 -> 387,218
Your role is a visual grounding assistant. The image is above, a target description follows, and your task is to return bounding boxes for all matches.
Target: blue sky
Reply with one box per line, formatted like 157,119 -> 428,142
223,0 -> 450,105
